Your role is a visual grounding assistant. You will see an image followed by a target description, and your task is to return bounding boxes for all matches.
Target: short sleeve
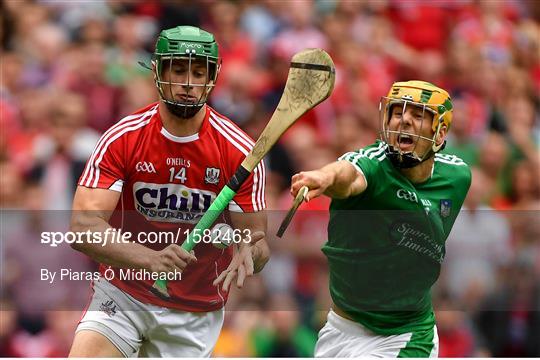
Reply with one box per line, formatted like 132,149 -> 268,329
338,142 -> 387,189
208,109 -> 266,213
229,160 -> 266,213
78,132 -> 126,192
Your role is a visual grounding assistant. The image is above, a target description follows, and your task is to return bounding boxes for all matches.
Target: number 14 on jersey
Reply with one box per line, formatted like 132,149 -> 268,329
169,167 -> 187,183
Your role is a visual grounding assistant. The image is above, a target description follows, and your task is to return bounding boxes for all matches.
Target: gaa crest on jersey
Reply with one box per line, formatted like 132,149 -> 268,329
136,161 -> 156,174
440,199 -> 452,218
205,167 -> 220,185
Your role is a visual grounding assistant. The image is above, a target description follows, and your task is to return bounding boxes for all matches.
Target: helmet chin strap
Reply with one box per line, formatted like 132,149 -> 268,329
153,54 -> 217,120
381,98 -> 450,169
387,148 -> 431,169
164,100 -> 204,119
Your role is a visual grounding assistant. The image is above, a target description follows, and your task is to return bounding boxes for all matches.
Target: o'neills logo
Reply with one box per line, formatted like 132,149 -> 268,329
133,182 -> 215,223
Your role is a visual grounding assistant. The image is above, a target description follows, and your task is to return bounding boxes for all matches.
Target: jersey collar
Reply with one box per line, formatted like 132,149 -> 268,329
158,106 -> 210,143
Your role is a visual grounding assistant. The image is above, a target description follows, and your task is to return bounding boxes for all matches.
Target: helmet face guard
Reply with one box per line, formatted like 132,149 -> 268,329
153,26 -> 221,119
379,81 -> 453,168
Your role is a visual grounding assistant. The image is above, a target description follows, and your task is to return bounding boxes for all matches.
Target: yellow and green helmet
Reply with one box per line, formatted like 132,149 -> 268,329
385,80 -> 453,132
152,26 -> 221,118
379,80 -> 454,168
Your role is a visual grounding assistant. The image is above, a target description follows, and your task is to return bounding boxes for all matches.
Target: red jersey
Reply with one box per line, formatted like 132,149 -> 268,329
78,102 -> 266,311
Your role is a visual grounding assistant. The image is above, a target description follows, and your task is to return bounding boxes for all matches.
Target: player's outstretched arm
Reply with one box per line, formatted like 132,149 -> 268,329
291,160 -> 367,200
71,186 -> 196,273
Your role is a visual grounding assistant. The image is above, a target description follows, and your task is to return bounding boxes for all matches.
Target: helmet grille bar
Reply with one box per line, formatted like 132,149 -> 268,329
379,97 -> 440,167
153,26 -> 221,118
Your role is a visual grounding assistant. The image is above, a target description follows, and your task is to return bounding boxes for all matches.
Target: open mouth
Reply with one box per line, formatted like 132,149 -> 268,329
397,134 -> 414,146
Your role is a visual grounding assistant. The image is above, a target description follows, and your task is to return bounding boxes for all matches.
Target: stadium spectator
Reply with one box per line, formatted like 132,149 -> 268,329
65,42 -> 123,133
443,96 -> 479,166
444,167 -> 512,310
250,294 -> 317,357
475,256 -> 540,356
477,132 -> 512,206
434,294 -> 478,357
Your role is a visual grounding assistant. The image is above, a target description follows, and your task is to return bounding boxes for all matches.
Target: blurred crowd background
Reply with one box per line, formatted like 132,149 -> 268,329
1,0 -> 539,357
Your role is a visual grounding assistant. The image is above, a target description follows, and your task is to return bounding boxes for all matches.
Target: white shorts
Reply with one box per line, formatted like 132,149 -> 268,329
315,310 -> 439,358
76,277 -> 224,357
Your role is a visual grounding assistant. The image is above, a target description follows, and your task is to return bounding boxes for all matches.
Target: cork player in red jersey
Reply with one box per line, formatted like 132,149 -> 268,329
68,26 -> 269,357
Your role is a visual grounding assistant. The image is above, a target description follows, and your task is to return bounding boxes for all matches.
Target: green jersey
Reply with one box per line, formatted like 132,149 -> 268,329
323,140 -> 471,336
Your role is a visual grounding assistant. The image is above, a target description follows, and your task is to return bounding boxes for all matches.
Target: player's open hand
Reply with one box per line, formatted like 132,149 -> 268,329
213,231 -> 265,291
291,170 -> 333,202
148,245 -> 197,274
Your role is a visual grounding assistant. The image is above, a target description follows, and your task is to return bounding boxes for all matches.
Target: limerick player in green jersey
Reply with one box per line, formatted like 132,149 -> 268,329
291,81 -> 471,357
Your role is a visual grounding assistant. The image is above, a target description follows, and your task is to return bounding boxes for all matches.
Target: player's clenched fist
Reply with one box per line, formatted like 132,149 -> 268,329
291,170 -> 333,201
148,245 -> 197,274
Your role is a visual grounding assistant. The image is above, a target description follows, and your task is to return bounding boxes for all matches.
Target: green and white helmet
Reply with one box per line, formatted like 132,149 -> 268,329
152,26 -> 221,118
